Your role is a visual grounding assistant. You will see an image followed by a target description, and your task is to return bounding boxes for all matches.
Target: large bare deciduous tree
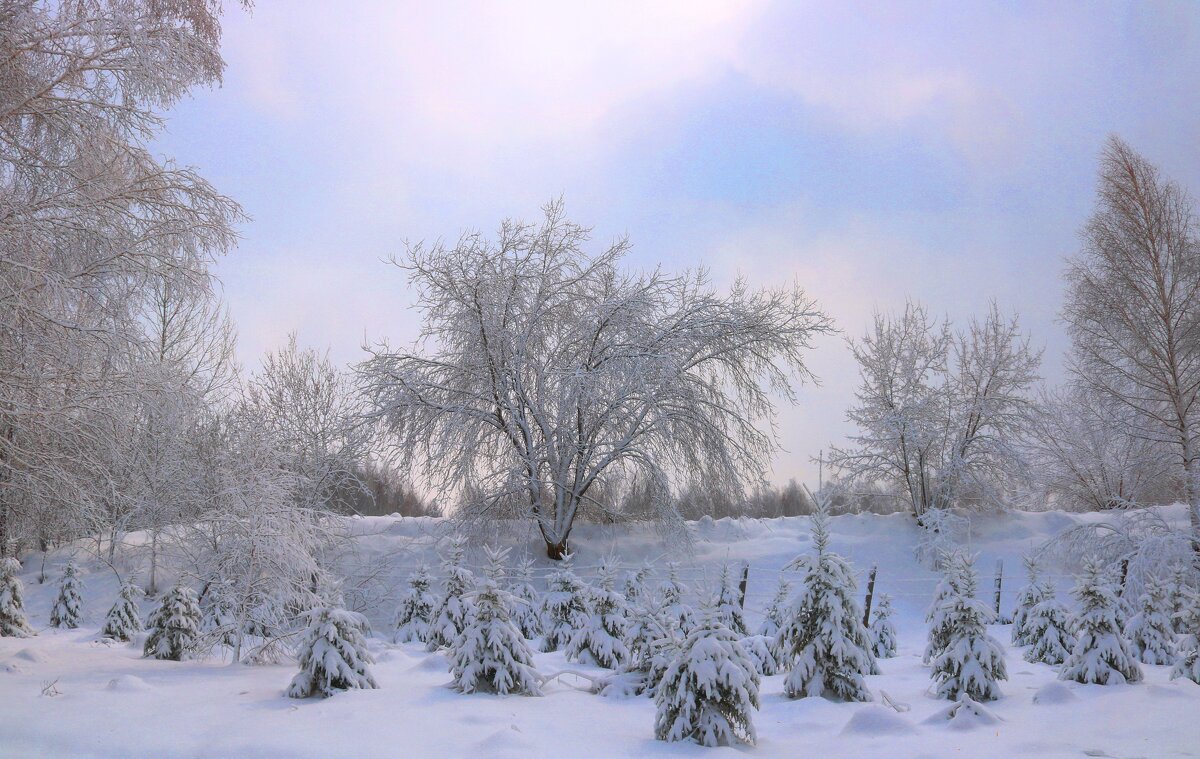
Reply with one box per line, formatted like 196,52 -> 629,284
1064,136 -> 1200,549
359,201 -> 834,558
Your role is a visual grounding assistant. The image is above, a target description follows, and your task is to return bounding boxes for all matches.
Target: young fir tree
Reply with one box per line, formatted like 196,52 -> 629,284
508,555 -> 543,640
654,612 -> 761,747
1023,587 -> 1076,666
426,535 -> 477,652
0,558 -> 34,638
49,561 -> 83,629
1171,591 -> 1200,685
566,558 -> 630,668
928,553 -> 1008,702
740,634 -> 782,677
1060,558 -> 1143,685
286,607 -> 379,698
539,552 -> 589,653
450,547 -> 542,696
623,561 -> 654,605
394,565 -> 437,644
757,576 -> 792,640
144,585 -> 202,661
713,563 -> 748,636
604,589 -> 680,698
1124,576 -> 1178,666
869,594 -> 898,659
924,552 -> 966,665
1168,564 -> 1193,635
1011,554 -> 1048,646
776,505 -> 878,701
661,562 -> 696,633
101,580 -> 143,641
200,582 -> 237,647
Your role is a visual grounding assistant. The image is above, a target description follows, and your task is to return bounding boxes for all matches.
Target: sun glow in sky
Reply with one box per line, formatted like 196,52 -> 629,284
158,0 -> 1200,486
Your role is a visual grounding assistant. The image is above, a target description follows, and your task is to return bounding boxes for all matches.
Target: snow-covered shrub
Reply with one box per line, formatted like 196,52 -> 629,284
1060,558 -> 1143,685
286,607 -> 378,698
869,594 -> 898,659
0,558 -> 33,638
1011,555 -> 1047,646
50,561 -> 83,629
661,562 -> 695,633
394,565 -> 436,644
101,581 -> 143,642
623,561 -> 654,605
200,583 -> 237,647
539,552 -> 589,653
450,574 -> 541,696
508,555 -> 542,640
712,563 -> 747,636
144,585 -> 202,661
929,553 -> 1007,702
604,590 -> 680,698
1023,589 -> 1075,666
777,506 -> 877,701
1172,596 -> 1200,685
1124,576 -> 1177,665
566,558 -> 629,668
426,535 -> 477,651
740,634 -> 781,676
1169,565 -> 1194,635
756,576 -> 791,640
914,508 -> 971,570
654,613 -> 760,747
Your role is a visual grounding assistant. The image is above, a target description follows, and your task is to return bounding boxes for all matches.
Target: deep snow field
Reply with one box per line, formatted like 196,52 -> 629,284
2,508 -> 1198,759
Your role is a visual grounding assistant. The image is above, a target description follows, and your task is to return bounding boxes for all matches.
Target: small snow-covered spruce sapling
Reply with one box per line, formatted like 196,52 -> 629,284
1171,590 -> 1200,685
0,558 -> 34,638
740,634 -> 782,677
1011,554 -> 1047,646
928,553 -> 1008,702
287,607 -> 379,698
661,562 -> 696,633
50,561 -> 83,629
654,612 -> 760,747
508,555 -> 543,640
566,558 -> 630,668
450,547 -> 542,696
1023,586 -> 1076,666
200,583 -> 237,647
776,502 -> 878,701
1060,558 -> 1143,685
426,535 -> 477,651
623,561 -> 654,605
604,590 -> 680,698
539,552 -> 589,653
102,581 -> 143,641
394,564 -> 437,644
1168,564 -> 1193,634
756,576 -> 791,640
713,563 -> 748,636
1124,575 -> 1177,666
869,594 -> 898,659
924,551 -> 965,664
144,585 -> 202,661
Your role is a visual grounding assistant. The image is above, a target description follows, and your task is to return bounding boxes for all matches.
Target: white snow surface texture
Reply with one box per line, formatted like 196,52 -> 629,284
1,507 -> 1198,758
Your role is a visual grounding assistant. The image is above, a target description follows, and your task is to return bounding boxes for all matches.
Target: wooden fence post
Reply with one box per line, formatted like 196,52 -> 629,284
993,559 -> 1005,622
862,565 -> 877,628
738,562 -> 750,609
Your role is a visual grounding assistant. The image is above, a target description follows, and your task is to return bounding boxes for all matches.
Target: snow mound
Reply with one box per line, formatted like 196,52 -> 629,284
923,696 -> 1003,730
106,675 -> 152,692
410,653 -> 449,672
840,705 -> 918,736
1032,682 -> 1078,705
473,728 -> 532,756
13,648 -> 47,663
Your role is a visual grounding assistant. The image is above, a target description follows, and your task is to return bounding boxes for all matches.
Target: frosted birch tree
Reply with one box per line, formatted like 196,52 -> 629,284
358,200 -> 833,558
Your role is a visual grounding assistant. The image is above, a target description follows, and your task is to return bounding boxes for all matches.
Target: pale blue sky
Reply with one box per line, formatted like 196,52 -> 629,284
156,1 -> 1200,485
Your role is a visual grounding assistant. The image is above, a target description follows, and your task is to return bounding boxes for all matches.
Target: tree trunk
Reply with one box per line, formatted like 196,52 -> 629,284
544,538 -> 569,561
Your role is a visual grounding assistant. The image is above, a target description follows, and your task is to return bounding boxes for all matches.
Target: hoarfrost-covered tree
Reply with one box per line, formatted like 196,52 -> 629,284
286,607 -> 378,699
757,577 -> 791,642
830,301 -> 1040,519
1061,559 -> 1143,685
49,562 -> 83,629
358,201 -> 833,558
508,556 -> 542,640
928,554 -> 1007,702
566,558 -> 629,668
869,594 -> 898,659
394,565 -> 437,644
1064,137 -> 1200,549
654,613 -> 760,747
450,548 -> 542,696
427,536 -> 477,651
102,581 -> 143,642
144,585 -> 202,661
1124,576 -> 1177,665
712,563 -> 747,636
777,506 -> 877,701
539,552 -> 589,653
1011,555 -> 1048,646
0,558 -> 33,637
1023,590 -> 1075,666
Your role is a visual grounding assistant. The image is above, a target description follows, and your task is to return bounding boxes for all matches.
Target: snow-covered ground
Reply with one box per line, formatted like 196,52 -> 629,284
2,508 -> 1198,758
